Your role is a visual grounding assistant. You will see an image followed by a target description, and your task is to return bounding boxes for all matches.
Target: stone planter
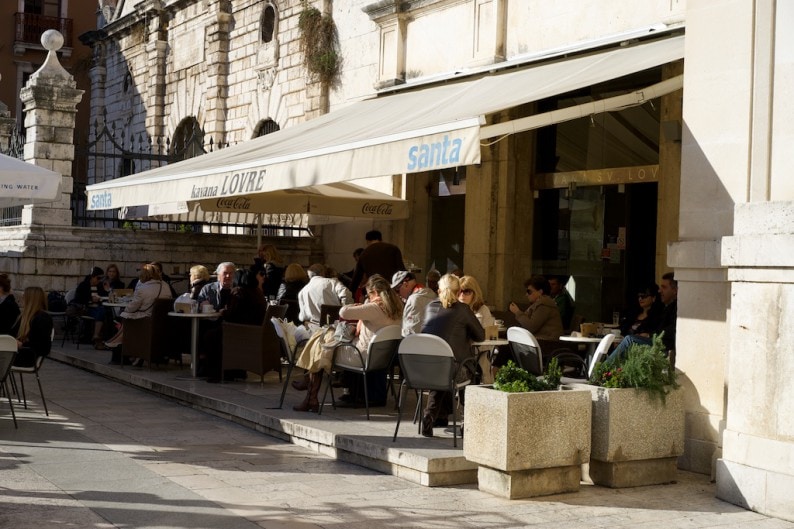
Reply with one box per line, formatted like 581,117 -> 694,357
463,384 -> 592,499
576,384 -> 685,487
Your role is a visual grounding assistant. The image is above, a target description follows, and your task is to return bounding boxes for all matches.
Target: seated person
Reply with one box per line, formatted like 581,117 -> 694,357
198,262 -> 236,313
251,244 -> 285,299
200,269 -> 267,382
74,266 -> 106,349
333,274 -> 404,407
277,263 -> 309,324
457,275 -> 495,328
0,274 -> 20,336
297,263 -> 352,326
607,272 -> 678,363
548,275 -> 575,331
188,265 -> 211,300
104,264 -> 173,353
11,287 -> 53,368
98,263 -> 125,297
392,271 -> 437,337
620,282 -> 664,337
508,275 -> 563,341
419,274 -> 485,437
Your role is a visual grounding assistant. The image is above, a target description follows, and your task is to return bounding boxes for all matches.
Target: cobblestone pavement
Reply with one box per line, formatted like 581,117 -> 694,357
2,360 -> 793,529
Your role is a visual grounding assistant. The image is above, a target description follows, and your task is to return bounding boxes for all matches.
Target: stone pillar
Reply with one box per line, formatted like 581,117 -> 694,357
204,0 -> 232,145
18,30 -> 84,226
364,0 -> 408,89
144,10 -> 168,150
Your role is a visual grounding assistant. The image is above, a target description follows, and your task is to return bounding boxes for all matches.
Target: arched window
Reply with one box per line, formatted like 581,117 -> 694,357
253,119 -> 280,138
171,117 -> 205,161
261,3 -> 278,44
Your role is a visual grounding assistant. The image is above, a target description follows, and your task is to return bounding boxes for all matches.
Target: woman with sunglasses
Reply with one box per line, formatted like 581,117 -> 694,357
620,283 -> 664,338
508,275 -> 563,341
457,275 -> 495,328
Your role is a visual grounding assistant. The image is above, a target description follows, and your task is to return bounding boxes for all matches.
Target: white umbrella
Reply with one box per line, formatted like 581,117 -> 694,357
0,153 -> 61,207
118,181 -> 410,224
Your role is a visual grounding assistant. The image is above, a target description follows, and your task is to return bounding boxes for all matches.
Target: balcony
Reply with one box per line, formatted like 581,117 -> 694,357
14,12 -> 73,55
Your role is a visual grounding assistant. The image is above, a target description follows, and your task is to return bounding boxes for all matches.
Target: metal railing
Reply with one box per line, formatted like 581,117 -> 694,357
14,12 -> 73,48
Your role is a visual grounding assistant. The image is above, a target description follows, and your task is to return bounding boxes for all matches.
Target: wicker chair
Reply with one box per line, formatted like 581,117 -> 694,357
221,319 -> 283,384
122,298 -> 173,367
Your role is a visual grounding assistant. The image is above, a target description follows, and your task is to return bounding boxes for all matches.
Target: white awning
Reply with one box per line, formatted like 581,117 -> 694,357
0,153 -> 61,208
86,35 -> 684,212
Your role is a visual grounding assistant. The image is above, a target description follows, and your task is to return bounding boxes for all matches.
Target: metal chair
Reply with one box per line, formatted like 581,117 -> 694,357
507,327 -> 544,376
273,319 -> 308,408
392,333 -> 472,447
0,336 -> 18,428
587,333 -> 617,378
10,328 -> 54,417
320,325 -> 402,419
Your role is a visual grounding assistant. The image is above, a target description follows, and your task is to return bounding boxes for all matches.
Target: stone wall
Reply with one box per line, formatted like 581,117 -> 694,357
0,225 -> 322,294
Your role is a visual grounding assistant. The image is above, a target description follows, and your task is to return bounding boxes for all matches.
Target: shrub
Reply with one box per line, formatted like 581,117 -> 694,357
590,333 -> 678,402
494,357 -> 561,393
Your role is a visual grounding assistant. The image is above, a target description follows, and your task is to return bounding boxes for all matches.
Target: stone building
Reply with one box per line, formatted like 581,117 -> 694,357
53,0 -> 794,521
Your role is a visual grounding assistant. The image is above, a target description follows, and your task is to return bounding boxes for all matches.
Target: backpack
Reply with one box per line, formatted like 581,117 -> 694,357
47,291 -> 68,312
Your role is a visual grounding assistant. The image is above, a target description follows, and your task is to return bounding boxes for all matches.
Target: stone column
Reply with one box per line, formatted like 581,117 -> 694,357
18,30 -> 84,226
144,10 -> 168,154
203,0 -> 232,145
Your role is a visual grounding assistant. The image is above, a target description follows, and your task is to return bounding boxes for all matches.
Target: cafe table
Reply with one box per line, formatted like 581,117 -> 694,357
472,338 -> 509,384
167,311 -> 219,378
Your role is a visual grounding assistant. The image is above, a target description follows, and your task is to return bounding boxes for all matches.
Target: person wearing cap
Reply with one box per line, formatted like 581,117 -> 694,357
392,270 -> 437,337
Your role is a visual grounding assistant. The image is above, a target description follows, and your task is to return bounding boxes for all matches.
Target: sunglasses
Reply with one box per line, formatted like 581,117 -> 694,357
526,289 -> 536,294
460,289 -> 473,295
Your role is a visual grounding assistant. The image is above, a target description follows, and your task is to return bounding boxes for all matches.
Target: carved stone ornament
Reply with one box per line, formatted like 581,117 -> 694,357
257,68 -> 277,92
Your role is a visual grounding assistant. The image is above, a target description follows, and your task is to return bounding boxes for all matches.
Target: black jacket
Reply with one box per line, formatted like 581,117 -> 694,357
421,300 -> 485,364
0,294 -> 20,335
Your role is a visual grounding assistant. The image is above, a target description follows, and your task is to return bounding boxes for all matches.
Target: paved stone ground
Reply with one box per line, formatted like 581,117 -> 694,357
2,361 -> 793,529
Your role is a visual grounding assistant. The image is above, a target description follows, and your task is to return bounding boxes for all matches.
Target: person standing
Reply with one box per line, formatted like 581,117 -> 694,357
349,230 -> 405,294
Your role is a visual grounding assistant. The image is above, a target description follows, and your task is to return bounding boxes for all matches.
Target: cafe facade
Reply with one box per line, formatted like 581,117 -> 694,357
83,0 -> 793,520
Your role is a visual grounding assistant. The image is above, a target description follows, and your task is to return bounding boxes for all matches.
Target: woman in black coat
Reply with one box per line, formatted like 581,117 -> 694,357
419,273 -> 484,437
0,274 -> 20,336
12,287 -> 53,368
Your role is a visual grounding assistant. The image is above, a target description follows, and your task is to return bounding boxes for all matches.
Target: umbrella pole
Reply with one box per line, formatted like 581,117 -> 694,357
256,213 -> 263,249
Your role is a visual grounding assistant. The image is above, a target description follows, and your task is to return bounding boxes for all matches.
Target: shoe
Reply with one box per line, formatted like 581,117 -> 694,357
433,417 -> 449,428
291,377 -> 309,391
421,414 -> 434,437
131,358 -> 144,368
104,340 -> 121,349
94,338 -> 108,350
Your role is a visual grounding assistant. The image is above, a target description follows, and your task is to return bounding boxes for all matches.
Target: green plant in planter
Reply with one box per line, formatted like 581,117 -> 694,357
590,332 -> 678,402
494,358 -> 561,393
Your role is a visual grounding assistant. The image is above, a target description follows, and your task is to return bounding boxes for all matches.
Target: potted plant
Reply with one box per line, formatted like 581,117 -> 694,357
464,358 -> 593,499
577,333 -> 684,488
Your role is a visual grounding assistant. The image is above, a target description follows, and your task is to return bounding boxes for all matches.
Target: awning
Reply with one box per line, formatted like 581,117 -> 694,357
86,35 -> 684,212
119,181 -> 410,224
0,153 -> 61,208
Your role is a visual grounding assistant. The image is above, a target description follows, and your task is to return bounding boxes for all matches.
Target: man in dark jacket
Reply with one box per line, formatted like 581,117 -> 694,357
349,230 -> 405,294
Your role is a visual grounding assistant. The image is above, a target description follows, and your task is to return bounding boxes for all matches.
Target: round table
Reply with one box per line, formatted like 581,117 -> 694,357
167,311 -> 220,378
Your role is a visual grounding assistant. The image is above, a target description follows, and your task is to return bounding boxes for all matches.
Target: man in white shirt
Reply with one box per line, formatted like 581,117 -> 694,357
298,263 -> 352,325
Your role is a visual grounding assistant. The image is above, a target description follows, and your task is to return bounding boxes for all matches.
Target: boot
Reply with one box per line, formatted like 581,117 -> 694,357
293,372 -> 322,412
291,372 -> 310,391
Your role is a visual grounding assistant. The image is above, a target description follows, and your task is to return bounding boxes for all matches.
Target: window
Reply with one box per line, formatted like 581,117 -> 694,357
261,3 -> 277,43
171,117 -> 205,161
253,119 -> 279,138
25,0 -> 61,17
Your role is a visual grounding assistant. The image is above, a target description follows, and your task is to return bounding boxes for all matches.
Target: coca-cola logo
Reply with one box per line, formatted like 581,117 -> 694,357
215,196 -> 252,210
361,202 -> 393,216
